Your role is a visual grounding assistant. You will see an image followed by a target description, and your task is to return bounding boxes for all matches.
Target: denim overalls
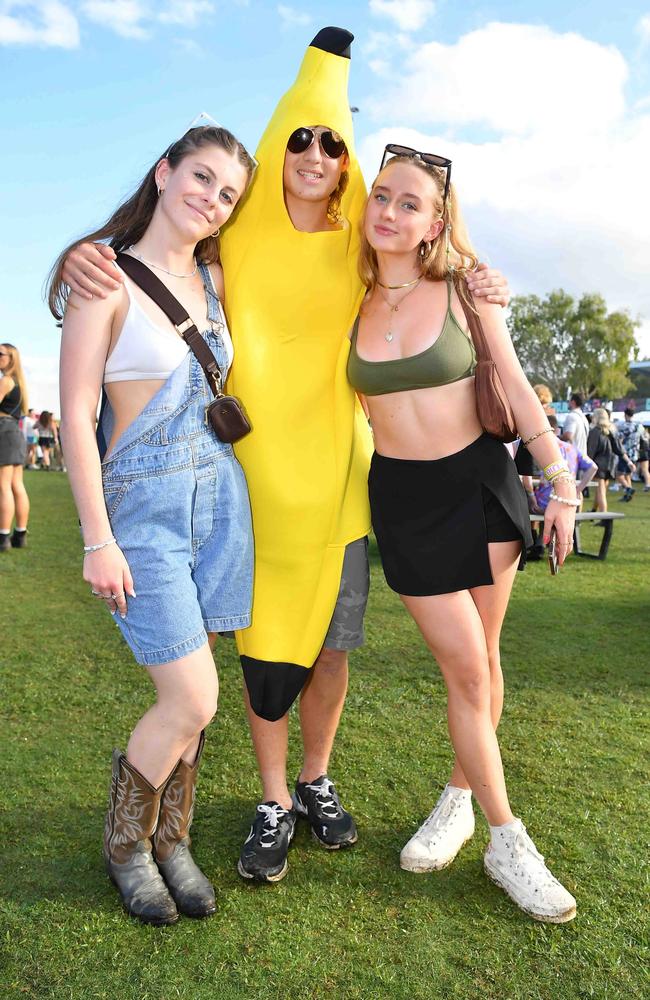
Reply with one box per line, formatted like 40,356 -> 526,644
99,263 -> 253,666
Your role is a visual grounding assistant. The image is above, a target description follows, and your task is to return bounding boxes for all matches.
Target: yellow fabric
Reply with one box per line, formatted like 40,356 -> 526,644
220,42 -> 372,671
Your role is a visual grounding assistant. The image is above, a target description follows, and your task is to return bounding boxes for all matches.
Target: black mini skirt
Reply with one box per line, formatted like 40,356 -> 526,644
369,433 -> 533,597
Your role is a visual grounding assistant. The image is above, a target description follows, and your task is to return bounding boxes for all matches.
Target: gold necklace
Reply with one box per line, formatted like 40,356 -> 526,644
377,275 -> 421,290
376,278 -> 422,342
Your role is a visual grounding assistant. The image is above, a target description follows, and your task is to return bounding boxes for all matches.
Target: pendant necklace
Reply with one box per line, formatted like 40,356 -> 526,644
377,277 -> 422,342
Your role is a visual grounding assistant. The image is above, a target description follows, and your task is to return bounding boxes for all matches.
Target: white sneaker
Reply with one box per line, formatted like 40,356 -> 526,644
484,819 -> 576,923
400,785 -> 475,872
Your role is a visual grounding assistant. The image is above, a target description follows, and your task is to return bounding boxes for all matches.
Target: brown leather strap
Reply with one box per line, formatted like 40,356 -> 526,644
116,253 -> 223,395
453,275 -> 490,361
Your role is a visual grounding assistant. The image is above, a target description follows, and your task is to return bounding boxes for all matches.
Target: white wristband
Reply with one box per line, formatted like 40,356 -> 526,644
83,537 -> 116,554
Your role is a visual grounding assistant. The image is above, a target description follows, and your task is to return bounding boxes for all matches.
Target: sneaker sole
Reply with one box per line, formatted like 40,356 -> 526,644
294,795 -> 358,850
311,827 -> 358,850
400,832 -> 474,873
237,858 -> 289,883
483,861 -> 576,923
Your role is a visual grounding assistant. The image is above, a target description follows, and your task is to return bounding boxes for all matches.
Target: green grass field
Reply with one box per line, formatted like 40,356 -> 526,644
1,471 -> 648,1000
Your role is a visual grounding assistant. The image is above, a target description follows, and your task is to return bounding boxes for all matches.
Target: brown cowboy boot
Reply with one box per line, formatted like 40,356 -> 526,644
103,750 -> 179,926
153,731 -> 216,918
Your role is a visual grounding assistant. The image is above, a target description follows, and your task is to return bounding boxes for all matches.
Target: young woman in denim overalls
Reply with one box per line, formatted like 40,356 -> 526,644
50,124 -> 256,926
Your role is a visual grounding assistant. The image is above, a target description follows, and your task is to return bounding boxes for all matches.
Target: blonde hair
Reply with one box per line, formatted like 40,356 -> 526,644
358,156 -> 478,297
1,343 -> 28,414
591,407 -> 612,435
533,384 -> 553,406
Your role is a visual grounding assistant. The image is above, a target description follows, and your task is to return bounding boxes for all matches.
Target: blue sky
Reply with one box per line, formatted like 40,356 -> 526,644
2,0 -> 649,411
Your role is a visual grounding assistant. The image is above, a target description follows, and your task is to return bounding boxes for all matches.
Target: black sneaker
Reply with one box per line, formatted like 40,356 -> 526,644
293,774 -> 358,849
237,802 -> 297,883
11,529 -> 27,548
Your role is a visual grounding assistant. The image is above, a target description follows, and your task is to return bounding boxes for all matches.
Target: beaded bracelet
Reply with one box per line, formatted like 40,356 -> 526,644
522,427 -> 553,447
83,537 -> 116,554
552,474 -> 577,487
549,492 -> 581,507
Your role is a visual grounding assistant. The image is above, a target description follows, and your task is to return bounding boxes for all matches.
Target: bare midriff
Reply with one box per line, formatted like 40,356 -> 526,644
104,379 -> 167,459
101,275 -> 209,459
366,375 -> 483,461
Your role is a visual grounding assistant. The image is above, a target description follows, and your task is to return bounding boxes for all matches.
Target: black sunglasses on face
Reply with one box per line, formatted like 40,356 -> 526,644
287,127 -> 347,160
380,144 -> 452,202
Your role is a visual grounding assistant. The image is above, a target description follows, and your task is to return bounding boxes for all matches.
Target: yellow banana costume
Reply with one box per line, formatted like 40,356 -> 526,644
220,28 -> 372,721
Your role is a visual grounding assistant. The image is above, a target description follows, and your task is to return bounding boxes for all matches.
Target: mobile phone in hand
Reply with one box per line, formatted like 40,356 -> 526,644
547,527 -> 559,575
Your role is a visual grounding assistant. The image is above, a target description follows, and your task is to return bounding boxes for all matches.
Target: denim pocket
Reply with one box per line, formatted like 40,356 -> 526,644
103,481 -> 131,517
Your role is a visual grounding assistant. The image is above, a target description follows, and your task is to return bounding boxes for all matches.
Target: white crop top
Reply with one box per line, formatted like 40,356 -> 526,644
104,277 -> 234,384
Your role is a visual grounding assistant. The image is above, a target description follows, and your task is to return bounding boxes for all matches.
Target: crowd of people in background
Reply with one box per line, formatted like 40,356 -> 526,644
515,390 -> 649,536
18,408 -> 64,471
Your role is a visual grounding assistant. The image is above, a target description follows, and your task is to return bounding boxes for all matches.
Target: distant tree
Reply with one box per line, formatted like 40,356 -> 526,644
507,290 -> 639,400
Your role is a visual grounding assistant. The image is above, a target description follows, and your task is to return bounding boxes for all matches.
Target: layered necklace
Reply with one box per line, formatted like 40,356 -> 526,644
376,275 -> 422,342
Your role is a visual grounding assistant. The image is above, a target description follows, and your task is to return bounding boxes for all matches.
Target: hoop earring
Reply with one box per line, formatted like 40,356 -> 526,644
211,228 -> 220,239
419,241 -> 432,260
157,186 -> 163,197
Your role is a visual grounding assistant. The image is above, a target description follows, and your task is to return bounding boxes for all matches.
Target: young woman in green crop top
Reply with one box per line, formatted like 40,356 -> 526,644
349,150 -> 579,923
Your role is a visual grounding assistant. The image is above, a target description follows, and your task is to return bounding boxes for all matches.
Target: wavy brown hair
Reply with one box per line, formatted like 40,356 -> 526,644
47,125 -> 256,321
358,156 -> 478,299
0,343 -> 28,414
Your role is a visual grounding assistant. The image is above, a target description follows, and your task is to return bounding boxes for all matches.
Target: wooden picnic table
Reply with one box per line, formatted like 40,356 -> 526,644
529,511 -> 624,561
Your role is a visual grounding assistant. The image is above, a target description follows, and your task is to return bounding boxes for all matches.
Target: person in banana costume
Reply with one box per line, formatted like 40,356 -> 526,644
223,26 -> 374,881
62,25 -> 510,885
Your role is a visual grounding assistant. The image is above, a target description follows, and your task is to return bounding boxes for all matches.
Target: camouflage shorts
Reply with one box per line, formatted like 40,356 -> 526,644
322,536 -> 369,651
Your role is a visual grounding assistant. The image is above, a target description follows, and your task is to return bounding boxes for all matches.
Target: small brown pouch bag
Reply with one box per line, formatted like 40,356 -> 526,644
117,253 -> 251,443
454,278 -> 518,443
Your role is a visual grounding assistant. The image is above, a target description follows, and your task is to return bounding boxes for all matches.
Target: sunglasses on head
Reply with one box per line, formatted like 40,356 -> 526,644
380,144 -> 452,202
287,127 -> 347,160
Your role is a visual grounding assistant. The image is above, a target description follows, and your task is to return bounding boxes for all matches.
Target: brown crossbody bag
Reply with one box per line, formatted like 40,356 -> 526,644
454,277 -> 518,443
116,253 -> 251,444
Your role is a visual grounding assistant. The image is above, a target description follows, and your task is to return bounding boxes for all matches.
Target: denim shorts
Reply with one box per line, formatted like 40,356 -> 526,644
100,305 -> 253,666
322,536 -> 369,651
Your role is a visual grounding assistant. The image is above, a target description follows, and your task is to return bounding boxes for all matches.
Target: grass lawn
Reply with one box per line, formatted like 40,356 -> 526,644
1,471 -> 648,1000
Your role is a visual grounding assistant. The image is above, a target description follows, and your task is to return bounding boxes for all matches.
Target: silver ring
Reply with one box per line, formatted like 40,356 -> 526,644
110,592 -> 123,600
91,590 -> 103,597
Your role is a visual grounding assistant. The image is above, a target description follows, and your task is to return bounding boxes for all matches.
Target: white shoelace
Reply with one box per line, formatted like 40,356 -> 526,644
418,789 -> 463,844
256,803 -> 288,847
304,779 -> 341,818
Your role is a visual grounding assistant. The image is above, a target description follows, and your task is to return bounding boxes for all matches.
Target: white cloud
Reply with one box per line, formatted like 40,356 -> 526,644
277,4 -> 310,29
158,1 -> 213,25
0,1 -> 79,48
367,22 -> 627,136
369,0 -> 434,33
81,0 -> 148,40
359,23 -> 650,355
